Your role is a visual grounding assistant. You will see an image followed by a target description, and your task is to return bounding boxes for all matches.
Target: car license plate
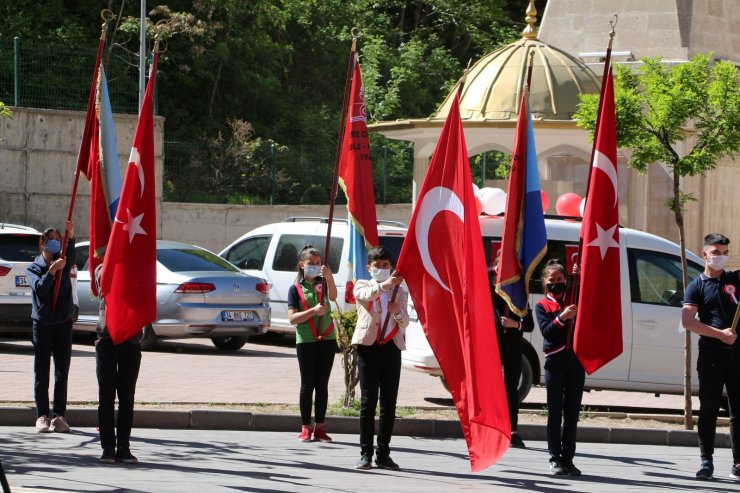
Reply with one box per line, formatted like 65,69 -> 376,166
222,310 -> 253,321
15,275 -> 29,287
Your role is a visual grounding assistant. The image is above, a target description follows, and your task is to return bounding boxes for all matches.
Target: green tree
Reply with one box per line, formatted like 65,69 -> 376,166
575,54 -> 740,429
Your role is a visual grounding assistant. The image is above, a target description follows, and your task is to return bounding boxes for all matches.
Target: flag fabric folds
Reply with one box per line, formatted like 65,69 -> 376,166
397,92 -> 510,471
573,66 -> 623,374
495,92 -> 547,317
100,52 -> 159,345
88,66 -> 122,296
338,55 -> 379,281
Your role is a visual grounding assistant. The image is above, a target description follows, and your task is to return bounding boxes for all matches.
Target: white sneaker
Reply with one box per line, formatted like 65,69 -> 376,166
35,416 -> 51,433
50,416 -> 70,433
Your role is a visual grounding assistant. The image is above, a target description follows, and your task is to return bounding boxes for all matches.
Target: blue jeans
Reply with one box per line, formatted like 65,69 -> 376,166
96,338 -> 142,453
544,350 -> 585,463
32,320 -> 73,418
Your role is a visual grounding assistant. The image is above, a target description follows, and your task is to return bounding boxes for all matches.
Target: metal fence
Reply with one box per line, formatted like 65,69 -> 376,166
0,37 -> 141,114
1,38 -> 507,205
163,139 -> 415,205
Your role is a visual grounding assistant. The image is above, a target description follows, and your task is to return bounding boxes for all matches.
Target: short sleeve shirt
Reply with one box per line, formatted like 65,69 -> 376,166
683,271 -> 740,351
287,277 -> 336,344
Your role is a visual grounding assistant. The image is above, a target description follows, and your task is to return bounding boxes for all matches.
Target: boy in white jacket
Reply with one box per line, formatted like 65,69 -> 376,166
352,246 -> 409,470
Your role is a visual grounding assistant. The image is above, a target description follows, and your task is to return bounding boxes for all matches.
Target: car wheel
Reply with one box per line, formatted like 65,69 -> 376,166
211,336 -> 249,351
440,376 -> 449,392
518,354 -> 534,403
140,325 -> 158,351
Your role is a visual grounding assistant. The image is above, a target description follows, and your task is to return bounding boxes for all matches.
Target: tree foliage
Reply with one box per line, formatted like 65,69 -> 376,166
1,0 -> 537,203
576,54 -> 740,178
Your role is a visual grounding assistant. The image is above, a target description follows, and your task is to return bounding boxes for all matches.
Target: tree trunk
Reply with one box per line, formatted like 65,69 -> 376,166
673,170 -> 693,430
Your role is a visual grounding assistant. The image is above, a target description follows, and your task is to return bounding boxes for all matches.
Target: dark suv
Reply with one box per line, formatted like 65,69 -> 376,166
0,223 -> 41,330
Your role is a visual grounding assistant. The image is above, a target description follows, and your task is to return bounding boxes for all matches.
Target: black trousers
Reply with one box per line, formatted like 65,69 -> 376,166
697,347 -> 740,464
96,338 -> 142,453
32,320 -> 73,418
544,350 -> 585,463
357,342 -> 401,458
296,339 -> 336,425
498,329 -> 522,431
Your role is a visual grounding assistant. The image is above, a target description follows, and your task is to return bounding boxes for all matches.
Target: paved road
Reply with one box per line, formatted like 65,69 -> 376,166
0,335 -> 700,412
2,428 -> 738,493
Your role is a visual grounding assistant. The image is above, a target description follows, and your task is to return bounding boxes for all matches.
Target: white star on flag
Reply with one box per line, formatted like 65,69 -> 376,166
122,208 -> 147,244
587,223 -> 619,260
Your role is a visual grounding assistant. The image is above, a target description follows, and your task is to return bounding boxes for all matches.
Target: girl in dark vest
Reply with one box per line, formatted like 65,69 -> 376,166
534,259 -> 584,477
287,245 -> 337,442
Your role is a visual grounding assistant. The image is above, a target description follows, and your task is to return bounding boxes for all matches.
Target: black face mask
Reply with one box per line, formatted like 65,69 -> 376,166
546,282 -> 567,296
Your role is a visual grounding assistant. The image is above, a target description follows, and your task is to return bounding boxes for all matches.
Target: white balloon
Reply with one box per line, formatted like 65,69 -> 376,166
472,183 -> 480,197
580,197 -> 586,217
482,188 -> 506,215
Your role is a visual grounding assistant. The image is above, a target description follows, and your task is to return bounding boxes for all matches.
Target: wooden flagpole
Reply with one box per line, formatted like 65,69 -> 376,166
321,28 -> 359,305
52,12 -> 112,310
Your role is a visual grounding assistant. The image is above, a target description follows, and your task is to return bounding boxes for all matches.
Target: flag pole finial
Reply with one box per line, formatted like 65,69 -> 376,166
351,27 -> 360,52
608,15 -> 618,49
100,9 -> 115,41
522,0 -> 538,40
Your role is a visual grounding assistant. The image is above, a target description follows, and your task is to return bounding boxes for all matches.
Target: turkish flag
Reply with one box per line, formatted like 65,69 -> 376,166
397,92 -> 510,471
100,52 -> 159,345
573,67 -> 623,374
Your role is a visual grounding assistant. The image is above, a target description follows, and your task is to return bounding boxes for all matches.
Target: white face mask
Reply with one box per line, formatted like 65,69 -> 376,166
707,254 -> 729,271
303,264 -> 322,279
370,268 -> 391,283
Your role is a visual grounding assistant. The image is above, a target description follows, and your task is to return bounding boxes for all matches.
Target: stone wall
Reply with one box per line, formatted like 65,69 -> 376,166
0,107 -> 411,254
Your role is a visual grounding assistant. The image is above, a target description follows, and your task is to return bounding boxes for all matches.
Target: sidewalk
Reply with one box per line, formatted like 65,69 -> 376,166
0,335 -> 727,449
3,428 -> 740,493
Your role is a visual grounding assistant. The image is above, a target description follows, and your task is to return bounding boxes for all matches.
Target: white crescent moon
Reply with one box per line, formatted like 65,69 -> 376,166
592,150 -> 618,208
415,186 -> 465,293
128,147 -> 145,198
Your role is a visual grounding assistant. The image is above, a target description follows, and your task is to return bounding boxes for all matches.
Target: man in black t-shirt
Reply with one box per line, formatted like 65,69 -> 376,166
682,233 -> 740,480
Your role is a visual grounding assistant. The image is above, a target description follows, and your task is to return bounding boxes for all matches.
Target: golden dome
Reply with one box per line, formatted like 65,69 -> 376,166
434,3 -> 600,122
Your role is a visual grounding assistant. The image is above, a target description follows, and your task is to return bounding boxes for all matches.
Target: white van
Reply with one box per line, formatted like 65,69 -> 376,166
402,215 -> 705,401
219,217 -> 407,334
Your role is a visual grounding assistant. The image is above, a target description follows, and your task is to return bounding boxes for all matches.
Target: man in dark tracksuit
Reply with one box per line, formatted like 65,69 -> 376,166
491,274 -> 534,448
681,233 -> 740,481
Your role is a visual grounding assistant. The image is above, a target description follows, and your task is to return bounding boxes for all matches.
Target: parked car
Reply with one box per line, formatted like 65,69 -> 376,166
73,240 -> 271,351
402,215 -> 705,402
0,223 -> 41,331
219,217 -> 407,334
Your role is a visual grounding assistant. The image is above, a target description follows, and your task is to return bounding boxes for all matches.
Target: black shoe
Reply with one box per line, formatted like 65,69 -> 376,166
696,459 -> 713,480
375,456 -> 400,470
116,449 -> 139,464
355,454 -> 372,470
564,462 -> 581,477
510,432 -> 526,448
730,464 -> 740,480
549,459 -> 568,476
100,449 -> 116,465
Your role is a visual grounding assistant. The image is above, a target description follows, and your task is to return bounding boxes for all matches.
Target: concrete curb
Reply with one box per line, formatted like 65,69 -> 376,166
1,406 -> 730,448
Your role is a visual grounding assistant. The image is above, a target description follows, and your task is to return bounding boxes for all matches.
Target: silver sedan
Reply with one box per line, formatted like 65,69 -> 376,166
73,240 -> 271,351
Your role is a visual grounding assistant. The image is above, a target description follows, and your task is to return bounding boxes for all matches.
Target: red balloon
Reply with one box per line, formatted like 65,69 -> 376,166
556,192 -> 582,217
540,190 -> 550,213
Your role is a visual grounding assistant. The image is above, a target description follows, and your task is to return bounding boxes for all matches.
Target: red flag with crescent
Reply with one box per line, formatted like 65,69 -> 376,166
573,67 -> 623,374
397,92 -> 510,471
100,52 -> 158,345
